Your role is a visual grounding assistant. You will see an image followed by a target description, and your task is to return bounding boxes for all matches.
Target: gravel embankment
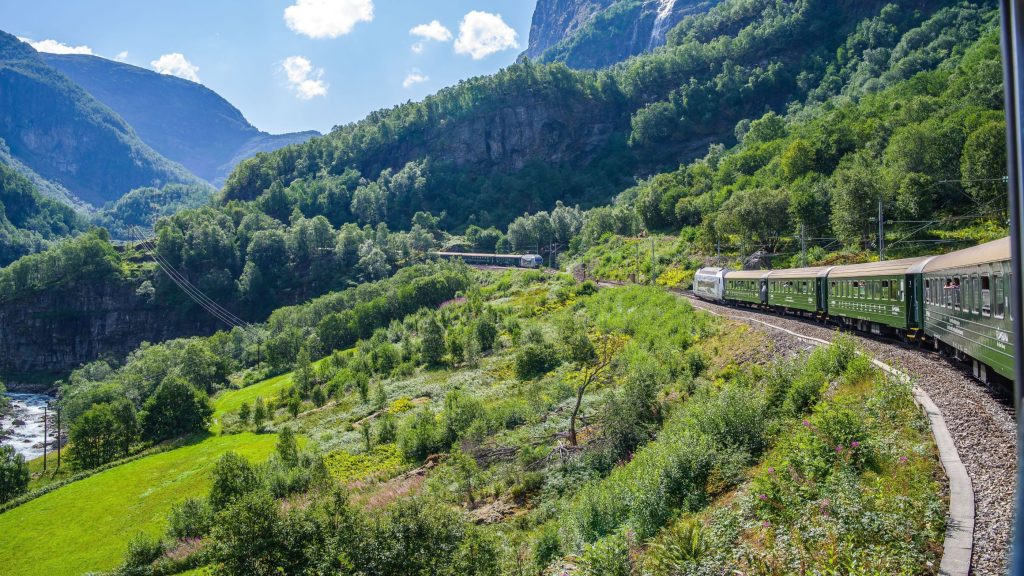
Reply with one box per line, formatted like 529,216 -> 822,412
684,296 -> 1016,576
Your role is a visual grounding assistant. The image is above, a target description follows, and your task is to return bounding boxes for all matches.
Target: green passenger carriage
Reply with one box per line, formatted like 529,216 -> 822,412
825,257 -> 928,335
766,266 -> 832,313
723,270 -> 768,305
916,238 -> 1014,382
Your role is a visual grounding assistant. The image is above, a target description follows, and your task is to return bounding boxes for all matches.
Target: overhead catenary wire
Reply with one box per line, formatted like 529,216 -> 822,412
129,227 -> 260,341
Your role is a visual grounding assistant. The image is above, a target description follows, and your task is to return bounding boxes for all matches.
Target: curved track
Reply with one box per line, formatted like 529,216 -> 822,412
683,294 -> 1016,575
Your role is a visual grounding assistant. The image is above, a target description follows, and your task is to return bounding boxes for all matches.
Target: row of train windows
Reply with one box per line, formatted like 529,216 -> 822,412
728,280 -> 758,290
924,273 -> 1009,319
771,280 -> 811,294
829,278 -> 904,301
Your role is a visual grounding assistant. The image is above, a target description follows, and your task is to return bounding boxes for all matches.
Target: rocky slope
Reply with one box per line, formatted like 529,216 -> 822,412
44,54 -> 319,186
525,0 -> 720,69
0,32 -> 202,208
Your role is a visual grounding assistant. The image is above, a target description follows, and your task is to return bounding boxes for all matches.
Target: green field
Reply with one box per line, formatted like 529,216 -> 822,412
0,370 -> 294,576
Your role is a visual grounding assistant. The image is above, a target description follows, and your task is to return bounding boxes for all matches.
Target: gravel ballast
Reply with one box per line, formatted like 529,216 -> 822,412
685,296 -> 1016,576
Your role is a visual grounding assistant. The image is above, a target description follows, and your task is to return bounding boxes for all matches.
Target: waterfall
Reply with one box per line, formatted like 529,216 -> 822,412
648,0 -> 679,50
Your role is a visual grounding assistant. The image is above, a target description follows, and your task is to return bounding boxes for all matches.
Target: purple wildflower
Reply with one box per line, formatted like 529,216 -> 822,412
759,494 -> 768,501
899,455 -> 909,463
835,444 -> 843,453
762,520 -> 771,528
802,419 -> 811,427
767,467 -> 775,474
851,441 -> 861,448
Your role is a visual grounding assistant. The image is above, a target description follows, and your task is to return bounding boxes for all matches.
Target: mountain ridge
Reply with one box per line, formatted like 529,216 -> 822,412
42,53 -> 319,186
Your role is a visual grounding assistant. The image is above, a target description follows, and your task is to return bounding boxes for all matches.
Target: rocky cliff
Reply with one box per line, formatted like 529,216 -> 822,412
0,272 -> 221,390
525,0 -> 720,69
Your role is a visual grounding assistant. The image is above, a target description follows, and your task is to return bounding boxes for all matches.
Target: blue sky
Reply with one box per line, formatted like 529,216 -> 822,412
1,0 -> 538,134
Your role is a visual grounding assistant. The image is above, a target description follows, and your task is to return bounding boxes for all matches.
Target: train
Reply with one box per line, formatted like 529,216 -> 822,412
694,237 -> 1014,383
429,251 -> 545,269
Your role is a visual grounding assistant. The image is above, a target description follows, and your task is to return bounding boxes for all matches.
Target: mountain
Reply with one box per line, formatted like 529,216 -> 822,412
0,160 -> 88,267
43,54 -> 319,186
0,31 -> 203,208
524,0 -> 721,69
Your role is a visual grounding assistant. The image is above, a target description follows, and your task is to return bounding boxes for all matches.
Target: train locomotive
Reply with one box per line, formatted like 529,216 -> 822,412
695,237 -> 1014,383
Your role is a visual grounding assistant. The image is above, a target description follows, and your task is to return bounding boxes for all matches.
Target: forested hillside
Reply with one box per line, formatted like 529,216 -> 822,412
222,0 -> 974,233
0,162 -> 88,267
0,32 -> 202,208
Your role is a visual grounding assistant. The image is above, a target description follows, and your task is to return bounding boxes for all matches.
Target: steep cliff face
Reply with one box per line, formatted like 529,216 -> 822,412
0,32 -> 202,208
43,54 -> 319,186
526,0 -> 720,69
0,274 -> 220,389
524,0 -> 617,59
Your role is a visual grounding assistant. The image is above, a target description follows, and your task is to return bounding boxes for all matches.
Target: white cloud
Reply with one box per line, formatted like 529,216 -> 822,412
283,56 -> 328,99
454,11 -> 519,60
410,20 -> 452,42
150,53 -> 200,82
403,71 -> 428,89
18,37 -> 93,55
284,0 -> 374,39
114,51 -> 129,62
410,20 -> 451,54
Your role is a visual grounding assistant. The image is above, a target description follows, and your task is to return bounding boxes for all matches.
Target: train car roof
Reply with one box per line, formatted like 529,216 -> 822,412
430,252 -> 524,258
725,269 -> 770,280
828,256 -> 931,279
695,267 -> 729,277
913,237 -> 1010,273
766,266 -> 835,280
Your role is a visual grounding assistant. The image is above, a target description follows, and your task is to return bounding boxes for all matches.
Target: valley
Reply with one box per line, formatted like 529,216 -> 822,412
0,0 -> 1017,574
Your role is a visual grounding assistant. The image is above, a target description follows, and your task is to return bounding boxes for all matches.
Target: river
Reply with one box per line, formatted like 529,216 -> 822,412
1,393 -> 56,460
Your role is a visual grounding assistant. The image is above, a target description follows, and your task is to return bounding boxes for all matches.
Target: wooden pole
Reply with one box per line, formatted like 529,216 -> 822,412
43,405 -> 48,472
56,407 -> 61,471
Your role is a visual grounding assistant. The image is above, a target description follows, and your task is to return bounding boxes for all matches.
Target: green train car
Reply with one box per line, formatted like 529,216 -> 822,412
724,270 -> 768,305
826,257 -> 927,334
766,267 -> 831,313
917,238 -> 1013,382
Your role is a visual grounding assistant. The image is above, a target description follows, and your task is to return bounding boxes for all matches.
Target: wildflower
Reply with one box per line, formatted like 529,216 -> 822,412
767,466 -> 775,474
850,441 -> 861,448
802,419 -> 811,427
835,444 -> 843,453
899,455 -> 909,463
762,520 -> 771,528
758,494 -> 768,501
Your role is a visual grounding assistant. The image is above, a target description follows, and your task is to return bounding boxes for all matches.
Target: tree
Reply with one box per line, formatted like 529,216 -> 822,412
179,341 -> 220,392
420,314 -> 447,367
110,398 -> 138,458
781,139 -> 816,182
962,120 -> 1008,216
69,403 -> 122,470
277,426 -> 298,467
141,376 -> 213,442
558,313 -> 626,447
715,187 -> 791,253
209,451 -> 260,511
0,445 -> 29,503
238,401 -> 251,425
210,490 -> 283,576
253,396 -> 268,430
744,111 -> 787,144
294,346 -> 314,395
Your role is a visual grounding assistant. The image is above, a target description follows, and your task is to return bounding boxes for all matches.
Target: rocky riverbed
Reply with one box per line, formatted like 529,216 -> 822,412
1,393 -> 55,460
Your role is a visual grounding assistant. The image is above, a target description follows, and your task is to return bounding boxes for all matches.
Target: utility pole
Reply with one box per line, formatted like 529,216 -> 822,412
650,237 -> 656,284
716,238 -> 721,267
43,405 -> 48,472
635,238 -> 640,283
800,223 -> 807,267
56,406 -> 61,471
878,198 -> 885,261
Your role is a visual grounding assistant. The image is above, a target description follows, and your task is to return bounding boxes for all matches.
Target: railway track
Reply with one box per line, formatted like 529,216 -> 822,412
680,292 -> 1016,575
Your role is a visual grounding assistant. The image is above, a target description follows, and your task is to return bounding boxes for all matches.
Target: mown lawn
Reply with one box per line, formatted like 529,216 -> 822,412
212,371 -> 293,427
0,432 -> 276,576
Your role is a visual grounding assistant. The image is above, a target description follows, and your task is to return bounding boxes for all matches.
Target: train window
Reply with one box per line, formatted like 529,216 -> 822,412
881,280 -> 890,300
970,274 -> 980,315
981,275 -> 991,317
898,279 -> 904,302
953,276 -> 962,310
801,281 -> 808,294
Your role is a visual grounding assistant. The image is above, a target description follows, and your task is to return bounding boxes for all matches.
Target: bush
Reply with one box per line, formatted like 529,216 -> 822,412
513,343 -> 561,380
579,531 -> 634,576
208,451 -> 260,511
397,409 -> 443,462
644,520 -> 706,575
0,444 -> 30,503
122,532 -> 164,571
167,497 -> 213,540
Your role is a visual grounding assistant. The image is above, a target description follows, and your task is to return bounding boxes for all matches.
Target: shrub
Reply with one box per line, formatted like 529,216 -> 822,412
513,343 -> 560,380
579,531 -> 634,576
167,497 -> 213,540
122,532 -> 164,571
644,520 -> 706,575
208,451 -> 260,511
397,409 -> 443,462
0,444 -> 30,503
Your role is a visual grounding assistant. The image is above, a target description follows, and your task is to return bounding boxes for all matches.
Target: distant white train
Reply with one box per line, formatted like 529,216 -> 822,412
429,251 -> 545,269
